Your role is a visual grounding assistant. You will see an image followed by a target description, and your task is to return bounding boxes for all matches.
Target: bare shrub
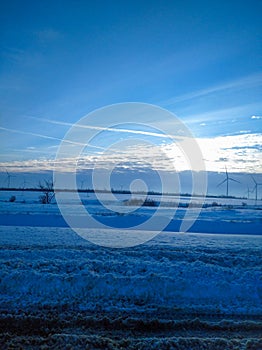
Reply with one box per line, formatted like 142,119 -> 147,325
9,195 -> 16,202
38,179 -> 55,204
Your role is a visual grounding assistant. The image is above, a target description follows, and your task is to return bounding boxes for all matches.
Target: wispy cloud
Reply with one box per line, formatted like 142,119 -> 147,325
1,133 -> 261,174
182,102 -> 262,125
197,133 -> 262,173
0,121 -> 176,163
162,72 -> 262,106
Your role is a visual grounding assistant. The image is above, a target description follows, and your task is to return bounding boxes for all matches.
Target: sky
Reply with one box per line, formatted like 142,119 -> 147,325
0,0 -> 262,193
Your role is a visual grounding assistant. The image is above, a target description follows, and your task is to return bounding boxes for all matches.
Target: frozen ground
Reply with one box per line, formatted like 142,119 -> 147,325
0,191 -> 262,235
1,227 -> 262,349
0,191 -> 262,349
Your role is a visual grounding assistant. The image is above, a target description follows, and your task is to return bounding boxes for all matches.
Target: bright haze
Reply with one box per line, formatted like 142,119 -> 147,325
0,0 -> 261,196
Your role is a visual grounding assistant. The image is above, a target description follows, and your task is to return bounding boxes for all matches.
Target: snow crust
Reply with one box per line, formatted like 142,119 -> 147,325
0,226 -> 261,317
0,191 -> 261,348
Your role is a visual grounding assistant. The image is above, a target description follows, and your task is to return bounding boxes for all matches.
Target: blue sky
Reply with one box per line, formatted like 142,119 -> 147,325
0,0 -> 261,178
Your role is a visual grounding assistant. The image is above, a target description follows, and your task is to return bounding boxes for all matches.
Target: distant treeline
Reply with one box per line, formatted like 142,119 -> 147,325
0,187 -> 246,199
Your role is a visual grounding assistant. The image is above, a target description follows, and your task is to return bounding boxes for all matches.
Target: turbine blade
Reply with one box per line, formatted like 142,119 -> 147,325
251,175 -> 257,184
217,179 -> 227,187
228,178 -> 240,184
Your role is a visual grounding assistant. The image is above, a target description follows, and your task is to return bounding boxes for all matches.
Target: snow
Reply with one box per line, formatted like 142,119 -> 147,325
0,226 -> 261,316
0,191 -> 261,348
0,191 -> 261,236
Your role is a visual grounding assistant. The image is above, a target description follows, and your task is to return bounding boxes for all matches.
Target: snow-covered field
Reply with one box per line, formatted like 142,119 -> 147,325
1,191 -> 262,235
0,191 -> 261,349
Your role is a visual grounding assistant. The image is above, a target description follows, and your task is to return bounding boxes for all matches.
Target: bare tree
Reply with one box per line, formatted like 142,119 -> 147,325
38,179 -> 55,204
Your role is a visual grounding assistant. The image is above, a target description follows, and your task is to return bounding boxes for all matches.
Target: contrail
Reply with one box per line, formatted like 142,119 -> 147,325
0,124 -> 167,157
0,126 -> 106,151
27,116 -> 175,139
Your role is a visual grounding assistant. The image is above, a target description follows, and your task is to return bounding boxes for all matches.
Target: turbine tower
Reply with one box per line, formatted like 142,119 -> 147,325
80,180 -> 85,190
246,185 -> 251,199
217,166 -> 240,197
21,178 -> 29,189
5,171 -> 16,188
251,175 -> 262,203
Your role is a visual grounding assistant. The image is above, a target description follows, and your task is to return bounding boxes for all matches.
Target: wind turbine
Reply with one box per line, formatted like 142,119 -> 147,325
217,166 -> 240,197
246,185 -> 251,199
251,175 -> 262,203
5,171 -> 16,188
80,180 -> 85,191
21,178 -> 29,190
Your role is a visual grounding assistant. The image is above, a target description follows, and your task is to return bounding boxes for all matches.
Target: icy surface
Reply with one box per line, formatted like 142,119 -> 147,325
1,191 -> 262,235
0,191 -> 261,348
0,226 -> 261,316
